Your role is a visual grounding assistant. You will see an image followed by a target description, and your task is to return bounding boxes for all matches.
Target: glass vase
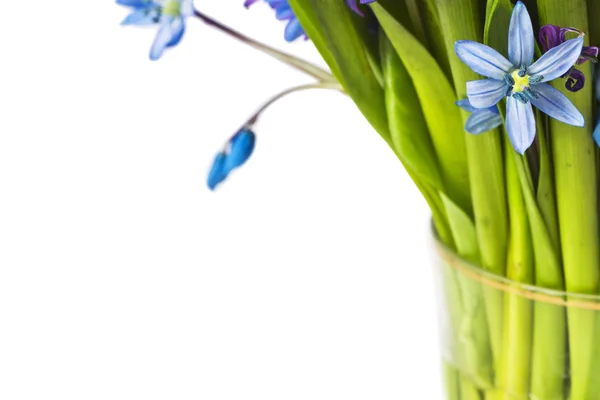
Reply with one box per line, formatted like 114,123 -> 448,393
434,236 -> 600,400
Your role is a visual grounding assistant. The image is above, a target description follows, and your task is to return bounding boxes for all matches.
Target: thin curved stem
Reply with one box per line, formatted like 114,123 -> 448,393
244,82 -> 344,126
193,9 -> 336,83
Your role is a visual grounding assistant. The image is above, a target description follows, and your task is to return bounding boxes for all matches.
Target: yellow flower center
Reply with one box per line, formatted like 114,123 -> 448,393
162,0 -> 180,17
511,70 -> 530,93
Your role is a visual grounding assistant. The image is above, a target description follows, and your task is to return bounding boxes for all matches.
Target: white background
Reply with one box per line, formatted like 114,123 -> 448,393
0,1 -> 439,399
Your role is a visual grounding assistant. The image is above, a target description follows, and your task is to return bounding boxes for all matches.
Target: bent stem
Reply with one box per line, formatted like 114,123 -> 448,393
244,82 -> 343,127
193,9 -> 336,82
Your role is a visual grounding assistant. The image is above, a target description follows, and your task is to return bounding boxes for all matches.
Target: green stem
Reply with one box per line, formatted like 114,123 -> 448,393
498,149 -> 534,400
511,150 -> 566,400
435,0 -> 508,385
535,115 -> 561,254
460,376 -> 482,400
536,2 -> 600,399
525,115 -> 566,400
192,9 -> 335,82
444,363 -> 461,400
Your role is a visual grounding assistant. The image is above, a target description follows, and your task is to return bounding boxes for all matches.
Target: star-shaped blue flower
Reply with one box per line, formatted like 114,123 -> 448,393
456,99 -> 503,135
454,1 -> 585,154
118,0 -> 193,61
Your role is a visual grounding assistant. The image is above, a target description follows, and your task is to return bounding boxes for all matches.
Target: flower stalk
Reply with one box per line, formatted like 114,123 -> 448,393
193,9 -> 335,82
435,1 -> 507,395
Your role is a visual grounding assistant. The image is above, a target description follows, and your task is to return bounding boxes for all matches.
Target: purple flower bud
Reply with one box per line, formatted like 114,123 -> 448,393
346,0 -> 377,17
538,24 -> 597,92
565,68 -> 586,92
539,25 -> 561,53
578,46 -> 599,65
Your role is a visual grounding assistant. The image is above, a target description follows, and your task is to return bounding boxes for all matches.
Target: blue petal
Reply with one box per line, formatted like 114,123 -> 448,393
506,96 -> 536,154
530,83 -> 585,127
284,18 -> 305,42
121,8 -> 158,25
116,0 -> 153,8
180,0 -> 194,17
149,17 -> 176,61
224,130 -> 256,173
455,40 -> 514,80
244,0 -> 260,8
167,18 -> 185,47
465,108 -> 503,135
508,1 -> 534,67
593,120 -> 600,148
466,79 -> 507,108
528,38 -> 584,82
456,99 -> 477,113
207,153 -> 229,191
276,7 -> 295,21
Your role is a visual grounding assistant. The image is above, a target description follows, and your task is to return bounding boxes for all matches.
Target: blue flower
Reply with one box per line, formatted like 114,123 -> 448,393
244,0 -> 377,41
118,0 -> 193,61
454,1 -> 585,154
456,99 -> 503,135
244,0 -> 307,42
207,129 -> 257,190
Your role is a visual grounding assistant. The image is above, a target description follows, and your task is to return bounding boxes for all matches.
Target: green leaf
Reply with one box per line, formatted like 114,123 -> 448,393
287,0 -> 342,81
535,113 -> 560,253
440,193 -> 479,264
420,0 -> 452,81
380,34 -> 443,191
404,0 -> 429,46
372,3 -> 471,215
291,0 -> 390,145
483,0 -> 513,54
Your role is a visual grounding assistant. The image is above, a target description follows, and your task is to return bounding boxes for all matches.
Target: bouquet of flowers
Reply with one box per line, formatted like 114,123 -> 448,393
117,0 -> 600,399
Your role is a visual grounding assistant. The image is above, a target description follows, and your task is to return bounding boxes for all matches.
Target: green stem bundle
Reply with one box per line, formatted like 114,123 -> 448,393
536,2 -> 600,399
283,0 -> 600,399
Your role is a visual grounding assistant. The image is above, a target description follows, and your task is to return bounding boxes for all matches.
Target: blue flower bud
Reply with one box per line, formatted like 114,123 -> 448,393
224,129 -> 256,173
207,129 -> 256,190
207,153 -> 229,191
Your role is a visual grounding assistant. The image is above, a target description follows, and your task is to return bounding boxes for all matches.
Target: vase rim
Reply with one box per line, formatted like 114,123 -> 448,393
432,227 -> 600,309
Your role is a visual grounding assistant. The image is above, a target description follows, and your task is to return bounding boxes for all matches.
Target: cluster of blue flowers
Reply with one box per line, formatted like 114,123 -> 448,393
455,1 -> 587,154
118,0 -> 376,190
118,0 -> 376,58
118,0 -> 597,187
